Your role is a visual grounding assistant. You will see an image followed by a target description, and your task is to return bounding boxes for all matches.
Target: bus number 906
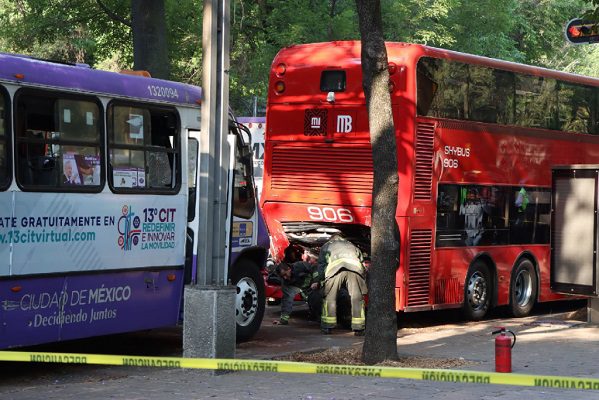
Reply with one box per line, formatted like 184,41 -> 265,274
307,206 -> 354,223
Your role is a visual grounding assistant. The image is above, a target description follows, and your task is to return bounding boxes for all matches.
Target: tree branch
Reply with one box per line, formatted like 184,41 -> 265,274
95,0 -> 131,27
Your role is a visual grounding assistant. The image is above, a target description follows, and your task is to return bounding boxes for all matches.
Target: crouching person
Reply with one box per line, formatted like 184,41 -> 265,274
318,233 -> 367,336
274,256 -> 320,325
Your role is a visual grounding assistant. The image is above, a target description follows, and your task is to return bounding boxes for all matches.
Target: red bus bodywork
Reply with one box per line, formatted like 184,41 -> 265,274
261,41 -> 593,316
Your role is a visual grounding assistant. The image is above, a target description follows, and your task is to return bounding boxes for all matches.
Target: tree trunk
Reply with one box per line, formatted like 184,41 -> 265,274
355,0 -> 400,364
131,0 -> 170,79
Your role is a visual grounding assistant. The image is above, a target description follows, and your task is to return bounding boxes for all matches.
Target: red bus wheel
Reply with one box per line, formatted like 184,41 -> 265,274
463,261 -> 491,321
509,259 -> 537,317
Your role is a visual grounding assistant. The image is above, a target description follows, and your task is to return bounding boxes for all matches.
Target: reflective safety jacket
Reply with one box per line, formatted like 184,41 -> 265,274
317,236 -> 366,282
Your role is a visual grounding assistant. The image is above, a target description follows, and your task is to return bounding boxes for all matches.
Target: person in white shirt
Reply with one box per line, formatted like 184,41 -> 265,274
459,188 -> 490,246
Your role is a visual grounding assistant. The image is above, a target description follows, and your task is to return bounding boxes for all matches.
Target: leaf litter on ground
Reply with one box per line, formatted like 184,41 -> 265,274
278,346 -> 474,369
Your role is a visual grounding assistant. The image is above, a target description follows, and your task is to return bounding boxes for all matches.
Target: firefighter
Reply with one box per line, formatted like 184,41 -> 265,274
273,252 -> 320,325
317,233 -> 367,336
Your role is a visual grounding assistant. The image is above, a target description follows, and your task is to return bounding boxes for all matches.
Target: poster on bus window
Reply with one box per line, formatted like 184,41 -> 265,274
113,168 -> 145,188
76,154 -> 100,185
62,154 -> 80,185
63,154 -> 101,185
127,114 -> 144,140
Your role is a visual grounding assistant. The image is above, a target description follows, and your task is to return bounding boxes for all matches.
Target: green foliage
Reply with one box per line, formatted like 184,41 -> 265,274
229,0 -> 358,115
511,0 -> 586,66
0,0 -> 132,64
583,0 -> 599,21
445,0 -> 520,60
2,0 -> 599,115
165,0 -> 202,83
381,0 -> 457,47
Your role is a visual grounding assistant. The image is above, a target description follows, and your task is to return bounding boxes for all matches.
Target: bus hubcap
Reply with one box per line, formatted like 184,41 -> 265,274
235,277 -> 258,326
514,269 -> 532,306
467,271 -> 487,310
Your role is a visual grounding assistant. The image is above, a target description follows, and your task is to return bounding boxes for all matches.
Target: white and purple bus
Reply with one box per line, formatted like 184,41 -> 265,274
0,53 -> 269,348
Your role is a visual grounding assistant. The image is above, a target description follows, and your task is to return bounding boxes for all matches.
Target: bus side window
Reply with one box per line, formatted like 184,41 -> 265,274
187,137 -> 199,222
15,90 -> 102,190
462,67 -> 515,125
19,132 -> 57,186
147,152 -> 171,187
0,144 -> 6,186
147,112 -> 176,188
436,184 -> 509,247
416,59 -> 438,116
0,91 -> 9,188
233,142 -> 255,219
558,82 -> 595,134
419,57 -> 467,120
108,103 -> 179,192
515,76 -> 558,130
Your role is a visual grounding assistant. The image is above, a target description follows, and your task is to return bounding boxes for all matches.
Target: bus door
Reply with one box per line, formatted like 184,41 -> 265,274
230,125 -> 258,260
184,128 -> 236,285
185,131 -> 200,284
185,126 -> 257,283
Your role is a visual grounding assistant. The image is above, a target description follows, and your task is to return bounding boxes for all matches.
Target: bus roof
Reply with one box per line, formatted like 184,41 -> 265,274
272,41 -> 599,87
0,52 -> 202,106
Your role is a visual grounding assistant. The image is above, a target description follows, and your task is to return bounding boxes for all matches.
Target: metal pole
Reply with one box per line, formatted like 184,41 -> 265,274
197,0 -> 231,286
183,0 -> 235,360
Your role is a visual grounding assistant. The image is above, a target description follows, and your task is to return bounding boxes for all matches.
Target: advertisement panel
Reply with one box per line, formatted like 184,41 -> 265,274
3,192 -> 186,276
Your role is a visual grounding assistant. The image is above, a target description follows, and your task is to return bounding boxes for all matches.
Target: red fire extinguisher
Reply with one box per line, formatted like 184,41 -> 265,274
491,327 -> 516,373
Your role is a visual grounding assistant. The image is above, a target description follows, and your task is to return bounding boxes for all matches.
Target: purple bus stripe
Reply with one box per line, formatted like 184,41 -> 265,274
0,53 -> 202,106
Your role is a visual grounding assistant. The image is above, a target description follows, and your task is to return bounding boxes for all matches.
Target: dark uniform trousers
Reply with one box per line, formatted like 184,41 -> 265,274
321,267 -> 366,331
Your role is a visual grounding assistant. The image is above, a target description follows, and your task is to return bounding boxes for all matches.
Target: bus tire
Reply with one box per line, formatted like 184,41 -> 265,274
231,259 -> 265,342
463,261 -> 491,321
509,259 -> 537,318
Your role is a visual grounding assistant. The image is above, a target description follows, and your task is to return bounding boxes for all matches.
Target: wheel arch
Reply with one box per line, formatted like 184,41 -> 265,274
469,252 -> 498,307
231,246 -> 269,275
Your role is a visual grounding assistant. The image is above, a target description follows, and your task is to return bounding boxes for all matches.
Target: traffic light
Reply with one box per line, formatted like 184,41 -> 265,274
565,18 -> 599,44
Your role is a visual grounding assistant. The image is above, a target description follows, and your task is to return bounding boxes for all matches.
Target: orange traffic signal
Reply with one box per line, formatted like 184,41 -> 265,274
565,19 -> 599,44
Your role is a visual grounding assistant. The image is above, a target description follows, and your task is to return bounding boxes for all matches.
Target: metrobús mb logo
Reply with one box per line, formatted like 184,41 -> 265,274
117,205 -> 141,251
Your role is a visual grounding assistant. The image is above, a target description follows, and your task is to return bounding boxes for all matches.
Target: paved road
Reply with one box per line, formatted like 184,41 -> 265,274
1,301 -> 598,400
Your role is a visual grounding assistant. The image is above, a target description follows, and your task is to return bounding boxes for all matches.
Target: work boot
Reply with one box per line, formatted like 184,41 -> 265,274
321,327 -> 332,335
353,330 -> 365,337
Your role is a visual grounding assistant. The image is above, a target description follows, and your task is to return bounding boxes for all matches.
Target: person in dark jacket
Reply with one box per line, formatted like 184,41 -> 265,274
317,233 -> 367,335
274,254 -> 320,325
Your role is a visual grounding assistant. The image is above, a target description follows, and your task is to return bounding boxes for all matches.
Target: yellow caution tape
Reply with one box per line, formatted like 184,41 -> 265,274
1,351 -> 598,391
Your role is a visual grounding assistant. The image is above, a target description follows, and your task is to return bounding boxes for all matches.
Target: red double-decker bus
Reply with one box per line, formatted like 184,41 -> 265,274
260,41 -> 599,320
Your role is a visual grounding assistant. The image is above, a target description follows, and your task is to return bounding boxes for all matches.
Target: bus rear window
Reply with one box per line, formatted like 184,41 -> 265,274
320,70 -> 346,92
